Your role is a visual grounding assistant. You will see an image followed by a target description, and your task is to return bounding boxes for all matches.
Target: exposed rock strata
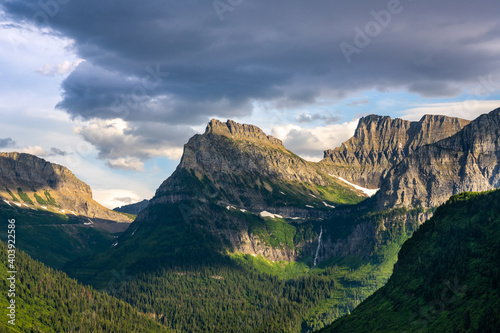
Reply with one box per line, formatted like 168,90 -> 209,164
0,152 -> 131,223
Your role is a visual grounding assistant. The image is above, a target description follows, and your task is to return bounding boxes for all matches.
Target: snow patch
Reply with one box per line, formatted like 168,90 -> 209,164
112,242 -> 118,247
323,201 -> 335,208
13,203 -> 21,207
280,191 -> 285,195
226,205 -> 236,210
309,193 -> 317,198
71,211 -> 76,216
240,209 -> 247,212
3,200 -> 11,206
41,206 -> 48,210
306,205 -> 314,208
330,174 -> 379,197
259,211 -> 283,219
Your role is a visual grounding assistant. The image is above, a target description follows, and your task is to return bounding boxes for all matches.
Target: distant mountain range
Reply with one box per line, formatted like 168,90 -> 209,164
114,199 -> 150,215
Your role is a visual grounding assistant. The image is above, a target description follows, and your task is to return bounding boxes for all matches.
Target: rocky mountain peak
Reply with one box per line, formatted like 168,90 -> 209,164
376,107 -> 500,208
320,114 -> 470,188
0,152 -> 131,223
205,119 -> 283,146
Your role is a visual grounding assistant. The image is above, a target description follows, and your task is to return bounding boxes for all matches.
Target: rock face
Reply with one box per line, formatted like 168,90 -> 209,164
131,119 -> 368,263
0,152 -> 131,223
376,108 -> 500,208
153,119 -> 365,216
320,114 -> 470,188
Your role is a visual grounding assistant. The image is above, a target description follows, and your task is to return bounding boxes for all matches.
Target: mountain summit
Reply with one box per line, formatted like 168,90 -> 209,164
320,114 -> 470,188
376,108 -> 500,208
154,119 -> 364,216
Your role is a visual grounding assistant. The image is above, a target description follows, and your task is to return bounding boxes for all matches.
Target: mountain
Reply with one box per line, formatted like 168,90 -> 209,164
0,242 -> 168,332
376,108 -> 500,208
114,199 -> 150,215
320,115 -> 470,188
322,189 -> 500,332
0,153 -> 132,269
65,119 -> 404,332
56,112 -> 499,331
155,119 -> 365,216
68,119 -> 369,274
0,152 -> 131,223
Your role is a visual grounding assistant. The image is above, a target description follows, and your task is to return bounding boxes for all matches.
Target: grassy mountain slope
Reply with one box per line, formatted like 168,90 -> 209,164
0,202 -> 127,269
323,190 -> 500,332
66,192 -> 425,332
0,242 -> 168,333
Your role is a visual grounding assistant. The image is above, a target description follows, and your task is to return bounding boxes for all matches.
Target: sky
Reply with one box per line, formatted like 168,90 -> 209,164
1,0 -> 500,208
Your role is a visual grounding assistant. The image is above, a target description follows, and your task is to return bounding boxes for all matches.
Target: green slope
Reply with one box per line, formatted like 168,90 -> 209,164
322,190 -> 500,333
65,192 -> 424,332
0,242 -> 168,332
0,202 -> 125,269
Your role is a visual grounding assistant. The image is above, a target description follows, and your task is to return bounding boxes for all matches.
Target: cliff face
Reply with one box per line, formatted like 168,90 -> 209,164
153,119 -> 365,216
0,152 -> 132,223
128,119 -> 369,263
320,114 -> 470,188
376,108 -> 500,208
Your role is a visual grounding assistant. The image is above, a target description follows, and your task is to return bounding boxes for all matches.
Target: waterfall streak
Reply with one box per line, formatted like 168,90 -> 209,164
313,226 -> 323,267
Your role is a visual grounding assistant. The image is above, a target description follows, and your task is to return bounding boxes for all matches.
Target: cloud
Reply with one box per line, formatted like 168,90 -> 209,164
106,157 -> 144,171
3,0 -> 500,127
0,137 -> 15,148
50,147 -> 68,156
19,145 -> 51,156
92,189 -> 143,209
346,99 -> 370,107
399,100 -> 500,121
18,145 -> 72,158
272,120 -> 359,161
36,59 -> 85,76
295,113 -> 341,124
74,118 -> 190,168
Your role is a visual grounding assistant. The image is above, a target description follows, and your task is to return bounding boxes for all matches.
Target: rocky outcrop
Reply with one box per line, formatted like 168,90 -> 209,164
206,119 -> 283,146
320,114 -> 470,188
233,232 -> 297,262
0,152 -> 132,223
375,108 -> 500,208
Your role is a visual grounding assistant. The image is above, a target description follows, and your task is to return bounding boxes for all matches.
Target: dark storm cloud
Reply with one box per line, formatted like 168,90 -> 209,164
3,0 -> 500,124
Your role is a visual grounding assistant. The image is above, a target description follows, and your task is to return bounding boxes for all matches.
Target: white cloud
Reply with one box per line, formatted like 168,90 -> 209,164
272,120 -> 359,162
399,100 -> 500,121
74,119 -> 187,168
19,145 -> 51,157
106,157 -> 144,171
36,59 -> 85,76
92,189 -> 143,209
